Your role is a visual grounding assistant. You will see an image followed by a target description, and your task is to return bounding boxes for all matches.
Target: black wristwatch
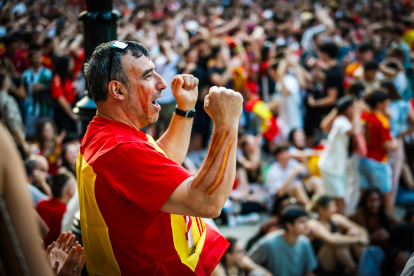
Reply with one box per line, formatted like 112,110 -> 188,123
175,106 -> 196,118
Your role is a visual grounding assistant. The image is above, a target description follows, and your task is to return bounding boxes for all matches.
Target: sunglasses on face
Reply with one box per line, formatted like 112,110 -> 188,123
108,40 -> 128,84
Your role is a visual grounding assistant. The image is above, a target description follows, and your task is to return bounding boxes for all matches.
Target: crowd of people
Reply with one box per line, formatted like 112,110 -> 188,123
2,0 -> 414,275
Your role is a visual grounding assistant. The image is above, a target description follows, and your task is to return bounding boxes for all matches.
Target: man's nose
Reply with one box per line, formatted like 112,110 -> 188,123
155,73 -> 168,91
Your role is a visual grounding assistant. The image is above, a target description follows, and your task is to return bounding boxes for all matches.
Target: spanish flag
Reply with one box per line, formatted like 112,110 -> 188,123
245,98 -> 278,142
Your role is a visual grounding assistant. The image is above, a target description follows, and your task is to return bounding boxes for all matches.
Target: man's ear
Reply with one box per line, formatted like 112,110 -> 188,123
108,81 -> 125,101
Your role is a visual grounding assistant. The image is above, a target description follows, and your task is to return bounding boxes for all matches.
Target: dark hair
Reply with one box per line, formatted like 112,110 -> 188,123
0,72 -> 6,88
358,188 -> 390,232
222,237 -> 239,266
25,158 -> 36,177
337,95 -> 355,114
364,60 -> 379,71
392,26 -> 403,36
388,47 -> 405,59
50,173 -> 71,198
348,82 -> 365,98
288,129 -> 299,147
341,27 -> 351,38
211,45 -> 222,59
320,42 -> 339,59
380,81 -> 402,101
364,90 -> 388,109
61,144 -> 77,177
35,118 -> 57,150
273,142 -> 290,156
194,38 -> 206,46
311,195 -> 334,212
184,47 -> 196,57
269,60 -> 280,71
43,37 -> 53,48
84,41 -> 150,103
54,55 -> 72,82
280,206 -> 308,229
357,42 -> 373,54
385,62 -> 398,70
4,33 -> 20,47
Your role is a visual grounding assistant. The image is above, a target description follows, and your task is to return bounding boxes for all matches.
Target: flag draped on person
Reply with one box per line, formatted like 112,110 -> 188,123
76,116 -> 228,276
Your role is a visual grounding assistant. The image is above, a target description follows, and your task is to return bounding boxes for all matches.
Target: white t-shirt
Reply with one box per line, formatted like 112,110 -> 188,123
265,159 -> 300,196
275,75 -> 303,139
318,116 -> 352,176
154,52 -> 179,104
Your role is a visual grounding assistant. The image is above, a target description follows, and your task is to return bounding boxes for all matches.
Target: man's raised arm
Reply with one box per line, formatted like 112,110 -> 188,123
161,86 -> 243,218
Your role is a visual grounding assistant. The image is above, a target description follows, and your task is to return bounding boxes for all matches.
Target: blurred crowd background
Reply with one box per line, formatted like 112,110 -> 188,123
2,0 -> 414,275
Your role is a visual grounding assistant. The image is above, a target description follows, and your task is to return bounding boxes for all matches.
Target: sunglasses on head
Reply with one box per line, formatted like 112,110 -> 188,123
108,40 -> 128,84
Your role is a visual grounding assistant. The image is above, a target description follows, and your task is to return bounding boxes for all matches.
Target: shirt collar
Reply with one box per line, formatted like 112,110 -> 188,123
92,116 -> 148,141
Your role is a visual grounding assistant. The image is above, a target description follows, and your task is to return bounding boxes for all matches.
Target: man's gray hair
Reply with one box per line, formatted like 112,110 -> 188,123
84,41 -> 150,103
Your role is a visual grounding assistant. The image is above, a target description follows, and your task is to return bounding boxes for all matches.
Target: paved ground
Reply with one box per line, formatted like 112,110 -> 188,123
218,206 -> 406,245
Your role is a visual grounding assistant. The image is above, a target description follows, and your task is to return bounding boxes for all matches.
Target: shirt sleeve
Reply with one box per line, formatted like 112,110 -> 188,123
113,143 -> 192,217
334,116 -> 352,135
248,241 -> 268,266
324,72 -> 341,90
380,123 -> 392,142
50,76 -> 64,99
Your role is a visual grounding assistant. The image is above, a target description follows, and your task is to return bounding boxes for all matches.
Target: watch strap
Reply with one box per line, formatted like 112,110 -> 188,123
175,106 -> 196,118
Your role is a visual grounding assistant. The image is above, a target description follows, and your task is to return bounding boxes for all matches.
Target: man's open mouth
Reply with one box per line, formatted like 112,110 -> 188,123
151,94 -> 162,107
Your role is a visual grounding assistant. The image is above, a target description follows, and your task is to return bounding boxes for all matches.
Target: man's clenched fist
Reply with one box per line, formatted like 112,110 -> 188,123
204,86 -> 243,128
171,74 -> 199,111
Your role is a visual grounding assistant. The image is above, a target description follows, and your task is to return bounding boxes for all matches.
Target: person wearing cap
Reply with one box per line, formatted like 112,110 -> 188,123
318,95 -> 365,215
78,40 -> 243,275
249,206 -> 318,276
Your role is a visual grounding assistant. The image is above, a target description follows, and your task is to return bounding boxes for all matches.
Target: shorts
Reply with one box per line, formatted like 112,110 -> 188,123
359,157 -> 392,193
321,170 -> 346,198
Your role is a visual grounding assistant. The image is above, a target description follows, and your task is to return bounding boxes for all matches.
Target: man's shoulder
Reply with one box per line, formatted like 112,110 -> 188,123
297,234 -> 312,245
258,230 -> 284,246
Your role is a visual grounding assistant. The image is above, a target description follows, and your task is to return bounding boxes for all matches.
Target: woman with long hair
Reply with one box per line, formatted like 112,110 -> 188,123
212,237 -> 270,276
50,55 -> 79,134
349,188 -> 397,249
307,195 -> 369,275
380,81 -> 414,208
34,118 -> 65,175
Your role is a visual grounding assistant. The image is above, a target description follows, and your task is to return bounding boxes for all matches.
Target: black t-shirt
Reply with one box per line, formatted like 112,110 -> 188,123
208,66 -> 232,89
323,64 -> 344,108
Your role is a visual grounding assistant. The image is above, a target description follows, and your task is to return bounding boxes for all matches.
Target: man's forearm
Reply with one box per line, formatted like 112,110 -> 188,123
191,125 -> 238,213
157,113 -> 193,164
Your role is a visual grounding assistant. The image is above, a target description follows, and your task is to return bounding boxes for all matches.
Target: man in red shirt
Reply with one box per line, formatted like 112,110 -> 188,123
37,172 -> 76,247
360,90 -> 399,211
79,41 -> 243,275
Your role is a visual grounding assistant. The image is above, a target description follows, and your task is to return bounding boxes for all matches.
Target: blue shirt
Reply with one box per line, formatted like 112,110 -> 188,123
388,100 -> 410,138
28,184 -> 47,207
249,231 -> 318,276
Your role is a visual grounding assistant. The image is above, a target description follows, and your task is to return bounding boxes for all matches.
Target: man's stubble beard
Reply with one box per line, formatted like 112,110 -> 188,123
127,90 -> 155,128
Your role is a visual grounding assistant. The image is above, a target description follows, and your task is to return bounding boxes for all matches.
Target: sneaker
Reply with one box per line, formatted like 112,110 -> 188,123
236,212 -> 260,225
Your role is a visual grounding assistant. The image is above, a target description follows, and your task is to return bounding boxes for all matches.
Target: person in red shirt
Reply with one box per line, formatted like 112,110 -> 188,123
360,90 -> 399,212
37,173 -> 76,248
79,41 -> 243,275
1,34 -> 30,74
50,55 -> 79,134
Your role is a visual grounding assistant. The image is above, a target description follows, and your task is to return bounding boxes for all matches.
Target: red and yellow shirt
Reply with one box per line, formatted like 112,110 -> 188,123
77,116 -> 228,276
361,111 -> 392,162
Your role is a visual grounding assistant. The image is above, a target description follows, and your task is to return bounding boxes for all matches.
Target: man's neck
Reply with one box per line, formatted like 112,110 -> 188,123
326,59 -> 337,68
279,160 -> 289,169
283,231 -> 299,245
32,65 -> 41,73
96,109 -> 142,131
373,108 -> 385,116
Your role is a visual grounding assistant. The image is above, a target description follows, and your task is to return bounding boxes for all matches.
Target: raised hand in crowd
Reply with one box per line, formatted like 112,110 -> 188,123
45,232 -> 84,276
